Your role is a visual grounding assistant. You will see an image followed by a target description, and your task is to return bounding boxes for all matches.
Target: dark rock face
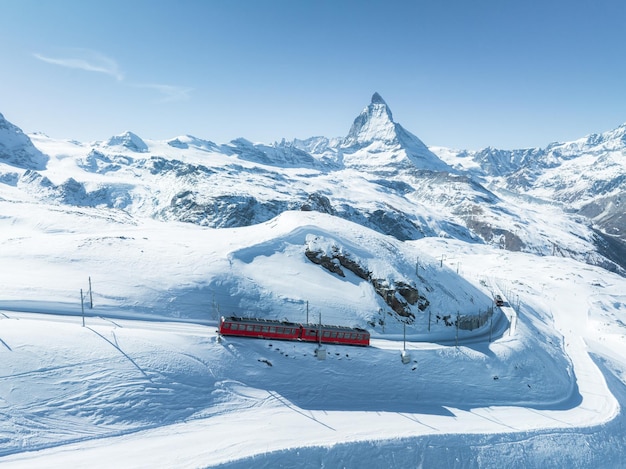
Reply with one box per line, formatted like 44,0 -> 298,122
163,192 -> 293,228
300,193 -> 335,214
467,219 -> 525,251
304,245 -> 428,320
304,249 -> 345,276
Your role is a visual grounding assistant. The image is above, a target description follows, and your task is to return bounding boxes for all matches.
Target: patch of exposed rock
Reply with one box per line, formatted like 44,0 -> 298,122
304,245 -> 428,319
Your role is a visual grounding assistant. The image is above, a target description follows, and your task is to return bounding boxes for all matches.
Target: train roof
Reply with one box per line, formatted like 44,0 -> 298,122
222,316 -> 300,327
221,316 -> 368,334
301,323 -> 369,333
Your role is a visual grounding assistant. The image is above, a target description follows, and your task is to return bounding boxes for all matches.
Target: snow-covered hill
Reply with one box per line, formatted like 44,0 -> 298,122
1,94 -> 626,467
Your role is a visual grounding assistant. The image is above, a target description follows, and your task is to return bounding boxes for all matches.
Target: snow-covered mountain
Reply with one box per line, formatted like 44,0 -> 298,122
0,112 -> 48,172
433,123 -> 626,249
340,92 -> 452,173
2,94 -> 626,467
3,93 -> 623,275
1,90 -> 624,324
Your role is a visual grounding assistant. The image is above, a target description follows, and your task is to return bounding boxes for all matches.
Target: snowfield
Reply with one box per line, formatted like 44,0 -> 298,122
1,205 -> 626,467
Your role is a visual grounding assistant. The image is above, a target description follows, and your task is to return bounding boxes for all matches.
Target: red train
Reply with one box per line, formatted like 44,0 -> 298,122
218,316 -> 370,347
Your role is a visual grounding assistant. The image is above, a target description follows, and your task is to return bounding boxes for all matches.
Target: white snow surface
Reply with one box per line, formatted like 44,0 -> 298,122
1,109 -> 626,467
1,202 -> 626,467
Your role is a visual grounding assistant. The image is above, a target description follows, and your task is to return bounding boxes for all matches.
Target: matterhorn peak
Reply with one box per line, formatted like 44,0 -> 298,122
341,94 -> 452,173
371,92 -> 387,106
344,92 -> 396,147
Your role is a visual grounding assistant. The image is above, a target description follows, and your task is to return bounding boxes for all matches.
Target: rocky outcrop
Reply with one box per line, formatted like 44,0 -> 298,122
304,245 -> 428,319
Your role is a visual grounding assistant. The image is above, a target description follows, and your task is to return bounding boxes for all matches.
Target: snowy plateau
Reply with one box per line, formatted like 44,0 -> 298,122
1,93 -> 626,468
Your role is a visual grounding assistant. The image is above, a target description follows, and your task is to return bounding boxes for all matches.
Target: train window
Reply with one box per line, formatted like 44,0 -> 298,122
276,327 -> 283,333
323,331 -> 330,337
337,332 -> 344,338
254,325 -> 262,332
330,332 -> 337,338
262,326 -> 269,332
222,322 -> 230,329
246,325 -> 254,331
269,326 -> 276,333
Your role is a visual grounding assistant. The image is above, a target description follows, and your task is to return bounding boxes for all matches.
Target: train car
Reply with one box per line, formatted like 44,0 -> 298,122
219,316 -> 300,341
300,324 -> 370,346
218,316 -> 370,347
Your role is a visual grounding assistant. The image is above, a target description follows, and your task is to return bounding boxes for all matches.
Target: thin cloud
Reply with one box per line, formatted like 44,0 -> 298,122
134,83 -> 193,102
33,49 -> 124,81
33,48 -> 191,102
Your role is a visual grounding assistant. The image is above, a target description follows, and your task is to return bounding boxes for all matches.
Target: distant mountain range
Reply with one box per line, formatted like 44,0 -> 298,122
1,93 -> 624,275
433,123 -> 626,239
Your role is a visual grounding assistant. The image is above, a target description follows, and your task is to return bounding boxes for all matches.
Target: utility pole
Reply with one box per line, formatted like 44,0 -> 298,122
401,321 -> 411,364
315,312 -> 326,360
318,313 -> 322,347
88,277 -> 93,309
455,312 -> 459,349
403,322 -> 406,350
80,289 -> 85,327
306,300 -> 309,324
212,292 -> 216,320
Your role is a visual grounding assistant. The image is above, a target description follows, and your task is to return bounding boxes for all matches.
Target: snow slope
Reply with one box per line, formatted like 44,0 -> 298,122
1,201 -> 626,467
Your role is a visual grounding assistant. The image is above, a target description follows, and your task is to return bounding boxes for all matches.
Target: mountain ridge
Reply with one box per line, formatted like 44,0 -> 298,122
1,95 -> 625,274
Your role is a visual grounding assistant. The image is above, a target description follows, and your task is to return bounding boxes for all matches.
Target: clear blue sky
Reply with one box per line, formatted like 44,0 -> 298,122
1,0 -> 625,150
